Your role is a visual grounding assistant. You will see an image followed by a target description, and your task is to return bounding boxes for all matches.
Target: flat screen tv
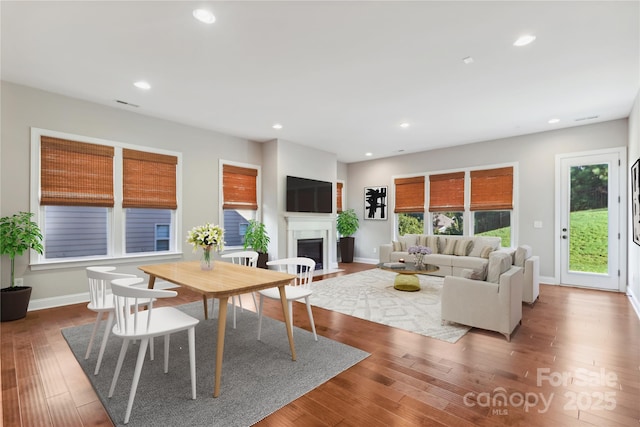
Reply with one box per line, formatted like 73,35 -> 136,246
286,176 -> 332,213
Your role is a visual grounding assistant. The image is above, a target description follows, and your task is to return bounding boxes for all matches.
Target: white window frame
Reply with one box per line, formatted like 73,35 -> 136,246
30,127 -> 183,269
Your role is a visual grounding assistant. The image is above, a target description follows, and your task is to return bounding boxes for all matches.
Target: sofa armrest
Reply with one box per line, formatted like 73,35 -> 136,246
522,255 -> 540,304
499,266 -> 523,331
379,243 -> 392,263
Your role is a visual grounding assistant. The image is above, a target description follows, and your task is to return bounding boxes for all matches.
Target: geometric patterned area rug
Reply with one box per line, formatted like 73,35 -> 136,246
309,268 -> 471,343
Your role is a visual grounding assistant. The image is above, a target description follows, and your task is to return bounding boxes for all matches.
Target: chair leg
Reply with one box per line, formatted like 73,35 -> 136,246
257,295 -> 264,340
109,338 -> 130,398
164,334 -> 170,373
94,312 -> 114,375
123,337 -> 150,424
188,327 -> 196,400
304,297 -> 318,341
85,312 -> 103,360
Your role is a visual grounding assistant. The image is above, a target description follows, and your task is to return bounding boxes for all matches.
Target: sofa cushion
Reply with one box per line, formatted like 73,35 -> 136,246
392,241 -> 403,251
399,234 -> 417,250
487,252 -> 512,283
419,235 -> 440,254
442,238 -> 457,255
454,239 -> 474,256
424,253 -> 454,266
515,245 -> 532,267
452,256 -> 488,270
480,246 -> 494,258
468,236 -> 501,257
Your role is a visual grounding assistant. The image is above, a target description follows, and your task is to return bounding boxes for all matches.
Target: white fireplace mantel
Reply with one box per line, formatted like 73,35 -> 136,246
285,214 -> 339,273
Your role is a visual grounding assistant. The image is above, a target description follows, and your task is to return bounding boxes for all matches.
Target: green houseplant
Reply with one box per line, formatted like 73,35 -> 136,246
337,209 -> 359,263
1,212 -> 44,321
243,219 -> 270,268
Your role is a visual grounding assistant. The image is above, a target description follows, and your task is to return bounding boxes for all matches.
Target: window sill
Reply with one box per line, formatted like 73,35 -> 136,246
30,252 -> 184,271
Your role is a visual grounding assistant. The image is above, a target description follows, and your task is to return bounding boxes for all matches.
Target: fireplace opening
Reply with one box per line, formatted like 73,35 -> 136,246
297,238 -> 323,270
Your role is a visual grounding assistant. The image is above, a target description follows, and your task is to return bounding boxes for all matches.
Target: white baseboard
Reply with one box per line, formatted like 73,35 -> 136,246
27,280 -> 179,311
540,275 -> 557,285
353,257 -> 378,264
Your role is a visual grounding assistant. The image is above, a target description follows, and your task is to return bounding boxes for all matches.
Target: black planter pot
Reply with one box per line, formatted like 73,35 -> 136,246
1,286 -> 32,322
339,236 -> 355,263
257,252 -> 269,269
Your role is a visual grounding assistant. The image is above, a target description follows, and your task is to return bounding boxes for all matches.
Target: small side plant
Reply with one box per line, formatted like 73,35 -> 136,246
0,212 -> 44,287
243,220 -> 270,254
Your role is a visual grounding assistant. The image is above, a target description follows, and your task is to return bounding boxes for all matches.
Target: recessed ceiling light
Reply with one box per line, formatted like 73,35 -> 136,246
514,35 -> 536,47
133,81 -> 151,90
548,118 -> 560,124
365,152 -> 373,157
400,122 -> 410,128
462,56 -> 474,64
272,123 -> 283,130
193,9 -> 216,24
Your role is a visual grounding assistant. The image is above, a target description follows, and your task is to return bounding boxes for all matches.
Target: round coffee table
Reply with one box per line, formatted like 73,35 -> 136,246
377,262 -> 439,291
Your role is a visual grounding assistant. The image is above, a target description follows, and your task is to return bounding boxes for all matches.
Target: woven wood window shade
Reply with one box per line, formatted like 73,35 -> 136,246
470,167 -> 513,211
428,172 -> 465,212
222,165 -> 258,210
123,149 -> 178,209
394,176 -> 425,213
336,182 -> 343,213
40,136 -> 115,207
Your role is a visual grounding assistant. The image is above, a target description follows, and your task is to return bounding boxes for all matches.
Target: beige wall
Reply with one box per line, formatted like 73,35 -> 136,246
346,119 -> 629,281
1,82 -> 263,303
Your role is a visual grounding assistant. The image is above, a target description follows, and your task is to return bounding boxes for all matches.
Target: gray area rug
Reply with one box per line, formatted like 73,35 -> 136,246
309,268 -> 471,343
62,301 -> 369,426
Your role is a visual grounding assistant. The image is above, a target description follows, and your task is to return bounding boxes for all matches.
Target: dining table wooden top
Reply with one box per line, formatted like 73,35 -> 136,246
138,260 -> 296,297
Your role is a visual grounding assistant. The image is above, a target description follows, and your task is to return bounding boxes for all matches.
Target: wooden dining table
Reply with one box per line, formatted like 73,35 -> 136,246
138,260 -> 297,397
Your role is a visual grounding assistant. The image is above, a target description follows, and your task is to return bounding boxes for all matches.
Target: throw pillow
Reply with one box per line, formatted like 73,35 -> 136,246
462,266 -> 487,280
480,245 -> 494,259
442,238 -> 457,255
426,235 -> 440,254
487,252 -> 512,283
515,245 -> 532,267
454,239 -> 473,256
399,234 -> 416,251
392,241 -> 402,251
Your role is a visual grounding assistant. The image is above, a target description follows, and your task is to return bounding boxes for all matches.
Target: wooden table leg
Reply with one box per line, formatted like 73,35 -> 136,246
278,285 -> 297,361
147,275 -> 156,289
213,296 -> 228,397
202,295 -> 209,320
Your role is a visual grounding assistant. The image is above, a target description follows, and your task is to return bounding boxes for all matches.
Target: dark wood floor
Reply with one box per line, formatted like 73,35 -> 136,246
2,263 -> 639,426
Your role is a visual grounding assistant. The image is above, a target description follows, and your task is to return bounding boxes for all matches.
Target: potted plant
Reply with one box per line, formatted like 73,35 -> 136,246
1,212 -> 44,321
337,209 -> 359,263
243,219 -> 270,268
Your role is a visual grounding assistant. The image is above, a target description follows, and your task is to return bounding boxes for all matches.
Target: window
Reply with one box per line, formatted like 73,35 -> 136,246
394,176 -> 425,235
429,172 -> 464,235
470,167 -> 513,246
32,129 -> 181,263
221,162 -> 260,248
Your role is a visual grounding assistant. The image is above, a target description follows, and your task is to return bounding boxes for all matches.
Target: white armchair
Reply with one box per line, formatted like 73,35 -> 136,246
441,252 -> 523,341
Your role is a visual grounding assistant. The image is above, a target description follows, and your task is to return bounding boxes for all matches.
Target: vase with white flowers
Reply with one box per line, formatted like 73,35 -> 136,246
186,222 -> 224,270
407,245 -> 432,269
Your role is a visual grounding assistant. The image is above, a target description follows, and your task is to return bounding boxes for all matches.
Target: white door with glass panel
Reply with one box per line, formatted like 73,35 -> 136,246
558,150 -> 622,290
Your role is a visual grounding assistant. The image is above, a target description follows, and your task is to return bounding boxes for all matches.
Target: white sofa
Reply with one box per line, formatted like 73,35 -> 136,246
442,251 -> 523,341
379,234 -> 502,277
379,234 -> 540,304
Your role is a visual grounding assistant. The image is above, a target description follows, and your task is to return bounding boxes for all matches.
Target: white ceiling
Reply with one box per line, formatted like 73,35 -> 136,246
2,1 -> 638,163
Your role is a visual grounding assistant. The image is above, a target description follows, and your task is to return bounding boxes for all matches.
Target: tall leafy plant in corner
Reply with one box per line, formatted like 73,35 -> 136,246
0,212 -> 44,287
243,219 -> 270,254
337,209 -> 359,237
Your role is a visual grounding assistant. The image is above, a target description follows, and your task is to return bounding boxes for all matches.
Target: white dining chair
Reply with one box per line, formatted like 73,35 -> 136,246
211,250 -> 259,328
85,266 -> 144,375
257,257 -> 318,341
108,277 -> 199,425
